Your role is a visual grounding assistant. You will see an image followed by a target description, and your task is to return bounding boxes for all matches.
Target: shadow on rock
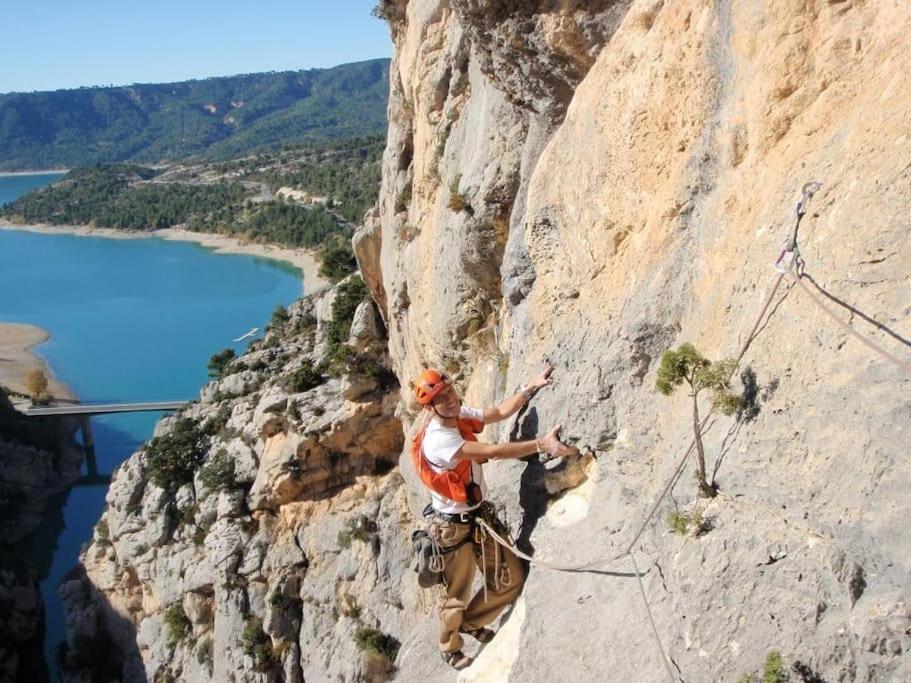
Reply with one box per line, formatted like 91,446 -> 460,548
57,564 -> 146,682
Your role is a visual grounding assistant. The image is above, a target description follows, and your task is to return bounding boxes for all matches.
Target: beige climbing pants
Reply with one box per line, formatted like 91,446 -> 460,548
430,514 -> 525,654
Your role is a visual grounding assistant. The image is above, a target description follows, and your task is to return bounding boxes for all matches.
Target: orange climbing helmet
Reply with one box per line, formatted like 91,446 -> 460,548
412,368 -> 450,405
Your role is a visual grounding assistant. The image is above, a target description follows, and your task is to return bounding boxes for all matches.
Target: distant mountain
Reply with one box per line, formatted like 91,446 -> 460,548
0,59 -> 389,171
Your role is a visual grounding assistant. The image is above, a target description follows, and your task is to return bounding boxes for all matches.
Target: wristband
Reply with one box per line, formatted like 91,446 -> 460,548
535,438 -> 545,455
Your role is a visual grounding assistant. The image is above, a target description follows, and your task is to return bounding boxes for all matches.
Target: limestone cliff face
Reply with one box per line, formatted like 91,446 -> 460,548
60,282 -> 415,682
356,1 -> 911,681
0,395 -> 82,681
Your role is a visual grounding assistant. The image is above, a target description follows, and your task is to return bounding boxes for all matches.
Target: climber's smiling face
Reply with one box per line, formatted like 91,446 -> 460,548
431,383 -> 461,420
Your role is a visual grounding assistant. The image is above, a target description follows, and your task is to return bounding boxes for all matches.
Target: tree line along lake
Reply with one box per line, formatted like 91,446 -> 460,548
0,172 -> 306,677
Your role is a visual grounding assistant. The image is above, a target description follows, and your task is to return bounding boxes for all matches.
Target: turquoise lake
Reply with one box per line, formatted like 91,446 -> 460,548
0,173 -> 305,678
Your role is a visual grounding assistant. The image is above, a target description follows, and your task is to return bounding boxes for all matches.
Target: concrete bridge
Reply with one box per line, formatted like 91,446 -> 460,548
24,400 -> 189,487
23,400 -> 188,417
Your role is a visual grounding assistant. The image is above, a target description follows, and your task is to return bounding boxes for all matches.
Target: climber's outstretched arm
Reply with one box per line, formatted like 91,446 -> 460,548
482,364 -> 554,424
456,425 -> 578,462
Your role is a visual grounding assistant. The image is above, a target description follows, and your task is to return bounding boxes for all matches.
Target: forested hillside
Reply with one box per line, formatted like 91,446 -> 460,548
0,59 -> 388,171
1,136 -> 384,281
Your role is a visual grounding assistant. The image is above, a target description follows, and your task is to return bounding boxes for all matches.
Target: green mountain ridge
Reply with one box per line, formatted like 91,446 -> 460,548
0,59 -> 389,171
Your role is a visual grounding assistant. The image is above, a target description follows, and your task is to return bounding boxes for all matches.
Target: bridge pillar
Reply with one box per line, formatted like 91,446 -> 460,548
79,416 -> 98,477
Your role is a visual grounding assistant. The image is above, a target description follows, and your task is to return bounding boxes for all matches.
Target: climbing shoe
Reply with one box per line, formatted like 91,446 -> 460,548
460,626 -> 495,643
442,650 -> 472,670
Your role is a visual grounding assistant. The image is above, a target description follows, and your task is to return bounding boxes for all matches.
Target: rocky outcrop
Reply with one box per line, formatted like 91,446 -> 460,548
357,1 -> 910,681
59,280 -> 414,682
0,392 -> 82,681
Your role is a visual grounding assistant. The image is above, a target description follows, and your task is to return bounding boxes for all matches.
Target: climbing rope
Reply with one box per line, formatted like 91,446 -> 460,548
777,181 -> 910,375
790,261 -> 911,376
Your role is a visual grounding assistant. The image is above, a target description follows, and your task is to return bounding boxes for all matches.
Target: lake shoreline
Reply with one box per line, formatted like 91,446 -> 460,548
0,322 -> 76,401
0,220 -> 330,292
0,169 -> 69,177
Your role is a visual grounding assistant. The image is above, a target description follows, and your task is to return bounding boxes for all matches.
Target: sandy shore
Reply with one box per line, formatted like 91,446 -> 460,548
0,220 -> 329,292
0,322 -> 75,400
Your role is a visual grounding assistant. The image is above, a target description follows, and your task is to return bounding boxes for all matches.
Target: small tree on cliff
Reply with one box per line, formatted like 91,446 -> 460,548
26,368 -> 50,405
207,348 -> 236,379
656,343 -> 741,498
270,305 -> 290,335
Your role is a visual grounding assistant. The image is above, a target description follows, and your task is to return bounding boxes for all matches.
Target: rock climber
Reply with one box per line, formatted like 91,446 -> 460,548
410,364 -> 578,670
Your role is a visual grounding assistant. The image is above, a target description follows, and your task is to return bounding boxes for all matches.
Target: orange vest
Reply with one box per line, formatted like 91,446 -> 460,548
411,417 -> 484,502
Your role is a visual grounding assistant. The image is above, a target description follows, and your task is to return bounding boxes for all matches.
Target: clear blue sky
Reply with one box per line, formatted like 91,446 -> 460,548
0,1 -> 392,94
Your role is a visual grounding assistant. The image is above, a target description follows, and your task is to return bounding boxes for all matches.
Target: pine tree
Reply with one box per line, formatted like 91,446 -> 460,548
656,343 -> 742,497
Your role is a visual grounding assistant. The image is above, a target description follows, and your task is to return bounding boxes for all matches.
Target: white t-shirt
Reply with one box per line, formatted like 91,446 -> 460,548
422,406 -> 487,514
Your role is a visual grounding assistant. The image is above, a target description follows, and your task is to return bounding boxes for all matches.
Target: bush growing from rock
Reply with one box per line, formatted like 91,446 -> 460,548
178,503 -> 198,527
763,652 -> 787,683
292,310 -> 318,336
656,343 -> 741,497
447,174 -> 471,213
144,418 -> 208,492
324,276 -> 370,375
164,602 -> 190,646
198,449 -> 235,495
95,519 -> 111,546
196,638 -> 213,674
270,305 -> 290,334
354,626 -> 400,662
667,508 -> 711,536
319,234 -> 358,282
207,348 -> 236,379
241,616 -> 276,672
26,368 -> 51,404
738,651 -> 789,683
203,402 -> 232,436
338,515 -> 377,549
283,362 -> 325,393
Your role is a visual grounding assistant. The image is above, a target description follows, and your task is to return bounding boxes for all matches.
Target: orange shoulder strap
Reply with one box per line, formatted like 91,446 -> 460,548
411,417 -> 483,502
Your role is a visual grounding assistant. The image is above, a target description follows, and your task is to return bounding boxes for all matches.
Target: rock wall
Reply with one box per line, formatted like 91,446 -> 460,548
60,281 -> 416,682
356,1 -> 911,681
0,392 -> 82,681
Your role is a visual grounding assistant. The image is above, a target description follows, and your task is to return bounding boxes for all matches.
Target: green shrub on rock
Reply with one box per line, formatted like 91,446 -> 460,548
354,626 -> 400,662
196,638 -> 213,674
208,348 -> 237,379
241,616 -> 276,672
164,602 -> 190,646
144,418 -> 208,492
319,234 -> 358,282
283,362 -> 325,393
198,449 -> 236,494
